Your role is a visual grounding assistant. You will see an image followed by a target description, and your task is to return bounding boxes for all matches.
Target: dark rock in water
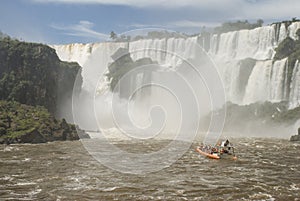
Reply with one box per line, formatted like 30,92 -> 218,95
76,126 -> 90,139
290,135 -> 300,141
290,127 -> 300,141
19,129 -> 47,144
290,134 -> 300,141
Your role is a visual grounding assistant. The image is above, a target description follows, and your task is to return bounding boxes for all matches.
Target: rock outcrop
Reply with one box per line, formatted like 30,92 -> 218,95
290,127 -> 300,141
106,48 -> 155,99
0,101 -> 89,144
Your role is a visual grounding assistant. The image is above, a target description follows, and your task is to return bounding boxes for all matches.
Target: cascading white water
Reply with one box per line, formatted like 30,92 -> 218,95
209,22 -> 300,108
243,58 -> 288,104
209,25 -> 276,61
50,21 -> 300,110
278,23 -> 287,44
288,22 -> 300,40
289,60 -> 300,108
208,24 -> 281,106
217,60 -> 241,103
81,42 -> 128,91
54,37 -> 200,93
129,39 -> 166,64
51,43 -> 101,66
269,58 -> 288,102
243,60 -> 273,104
128,37 -> 198,67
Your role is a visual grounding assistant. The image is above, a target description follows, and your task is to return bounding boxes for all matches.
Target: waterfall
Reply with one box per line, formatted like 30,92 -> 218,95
243,58 -> 288,104
80,42 -> 128,92
289,60 -> 300,108
209,25 -> 276,61
278,23 -> 287,44
269,58 -> 288,102
129,39 -> 167,64
128,37 -> 198,67
50,21 -> 300,109
243,60 -> 273,104
52,38 -> 200,94
50,43 -> 101,66
288,22 -> 300,40
217,60 -> 241,103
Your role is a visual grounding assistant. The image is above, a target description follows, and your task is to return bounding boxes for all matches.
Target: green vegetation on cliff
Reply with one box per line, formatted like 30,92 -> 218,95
0,36 -> 86,143
0,37 -> 82,116
0,101 -> 88,144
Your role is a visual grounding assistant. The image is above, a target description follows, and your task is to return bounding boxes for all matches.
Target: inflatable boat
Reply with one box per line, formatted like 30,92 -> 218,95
196,140 -> 237,160
196,147 -> 220,159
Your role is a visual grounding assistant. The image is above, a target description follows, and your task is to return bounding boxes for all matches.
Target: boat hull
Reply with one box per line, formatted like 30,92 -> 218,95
196,147 -> 220,159
196,147 -> 237,160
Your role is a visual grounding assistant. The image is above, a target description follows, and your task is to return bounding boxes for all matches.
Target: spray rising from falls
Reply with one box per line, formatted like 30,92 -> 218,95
53,36 -> 224,142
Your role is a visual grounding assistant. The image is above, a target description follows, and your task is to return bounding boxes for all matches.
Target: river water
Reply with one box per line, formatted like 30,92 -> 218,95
0,138 -> 299,200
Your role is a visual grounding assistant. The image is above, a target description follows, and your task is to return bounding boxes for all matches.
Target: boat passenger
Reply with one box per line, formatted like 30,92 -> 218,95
221,139 -> 230,147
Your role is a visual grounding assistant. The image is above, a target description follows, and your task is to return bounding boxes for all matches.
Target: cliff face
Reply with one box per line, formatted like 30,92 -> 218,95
0,37 -> 82,117
106,48 -> 155,99
0,37 -> 87,143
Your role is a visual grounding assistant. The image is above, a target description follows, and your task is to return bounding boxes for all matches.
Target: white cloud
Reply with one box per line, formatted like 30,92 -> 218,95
32,0 -> 300,41
50,20 -> 109,40
242,0 -> 300,20
31,0 -> 244,9
32,0 -> 300,22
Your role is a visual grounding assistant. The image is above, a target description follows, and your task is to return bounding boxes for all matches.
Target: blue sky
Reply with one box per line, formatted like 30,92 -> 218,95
0,0 -> 299,44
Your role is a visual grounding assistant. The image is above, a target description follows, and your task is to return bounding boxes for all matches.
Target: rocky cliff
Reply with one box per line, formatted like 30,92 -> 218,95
0,36 -> 87,143
0,37 -> 82,117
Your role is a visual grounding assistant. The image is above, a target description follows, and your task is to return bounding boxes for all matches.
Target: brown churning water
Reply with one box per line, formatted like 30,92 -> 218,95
0,138 -> 299,200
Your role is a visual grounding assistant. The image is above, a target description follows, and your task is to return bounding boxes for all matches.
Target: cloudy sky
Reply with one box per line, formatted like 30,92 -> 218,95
0,0 -> 299,44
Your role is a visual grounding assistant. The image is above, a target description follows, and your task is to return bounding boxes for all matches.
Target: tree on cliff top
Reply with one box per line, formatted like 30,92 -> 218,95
110,31 -> 117,40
